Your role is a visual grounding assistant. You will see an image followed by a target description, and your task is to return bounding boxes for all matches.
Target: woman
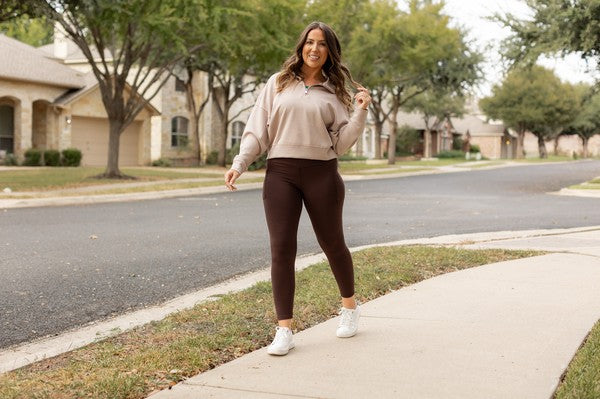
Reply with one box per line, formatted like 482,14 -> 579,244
224,21 -> 371,356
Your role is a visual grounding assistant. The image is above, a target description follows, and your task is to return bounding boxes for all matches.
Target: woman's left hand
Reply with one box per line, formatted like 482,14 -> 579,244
354,85 -> 371,110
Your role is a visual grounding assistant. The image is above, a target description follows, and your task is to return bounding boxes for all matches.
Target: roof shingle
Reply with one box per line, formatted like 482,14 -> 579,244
0,34 -> 84,88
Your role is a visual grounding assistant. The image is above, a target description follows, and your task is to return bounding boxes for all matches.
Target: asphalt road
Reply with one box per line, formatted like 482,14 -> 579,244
1,160 -> 600,349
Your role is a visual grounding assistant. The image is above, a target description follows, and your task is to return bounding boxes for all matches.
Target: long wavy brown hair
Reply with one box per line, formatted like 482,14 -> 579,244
276,21 -> 359,110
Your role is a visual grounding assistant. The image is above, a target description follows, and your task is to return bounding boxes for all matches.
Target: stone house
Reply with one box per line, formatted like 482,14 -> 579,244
0,31 -> 254,166
388,108 -> 516,160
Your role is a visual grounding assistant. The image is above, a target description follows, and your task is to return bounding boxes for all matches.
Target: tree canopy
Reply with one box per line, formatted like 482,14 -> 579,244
0,15 -> 53,47
496,0 -> 600,70
8,0 -> 203,177
480,65 -> 578,158
563,83 -> 600,157
346,0 -> 481,162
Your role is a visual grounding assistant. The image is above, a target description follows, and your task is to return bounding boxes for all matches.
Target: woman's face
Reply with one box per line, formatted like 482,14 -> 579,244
302,28 -> 328,72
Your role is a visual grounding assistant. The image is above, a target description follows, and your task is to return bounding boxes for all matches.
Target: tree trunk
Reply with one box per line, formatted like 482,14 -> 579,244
553,135 -> 560,155
582,136 -> 589,158
387,105 -> 399,165
104,119 -> 124,178
387,125 -> 397,165
219,117 -> 228,167
516,130 -> 525,159
373,119 -> 383,159
537,134 -> 548,159
185,69 -> 202,165
424,129 -> 432,158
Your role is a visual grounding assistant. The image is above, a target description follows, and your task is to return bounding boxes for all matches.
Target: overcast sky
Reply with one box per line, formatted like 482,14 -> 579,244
438,0 -> 599,97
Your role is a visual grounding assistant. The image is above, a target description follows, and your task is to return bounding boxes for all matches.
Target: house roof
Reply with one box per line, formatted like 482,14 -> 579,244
38,40 -> 113,64
53,71 -> 160,116
0,34 -> 84,89
396,111 -> 431,131
53,71 -> 102,106
396,109 -> 508,137
450,114 -> 506,135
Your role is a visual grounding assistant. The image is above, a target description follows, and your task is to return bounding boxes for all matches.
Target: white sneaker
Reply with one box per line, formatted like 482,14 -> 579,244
336,304 -> 361,338
267,326 -> 295,356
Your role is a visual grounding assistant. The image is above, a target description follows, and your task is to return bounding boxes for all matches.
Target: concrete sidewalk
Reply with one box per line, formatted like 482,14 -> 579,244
149,228 -> 600,399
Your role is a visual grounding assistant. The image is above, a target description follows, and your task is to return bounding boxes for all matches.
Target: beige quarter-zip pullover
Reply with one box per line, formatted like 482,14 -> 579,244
231,73 -> 367,174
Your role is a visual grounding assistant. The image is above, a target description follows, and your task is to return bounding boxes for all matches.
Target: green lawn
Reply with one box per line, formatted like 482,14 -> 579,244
554,320 -> 600,399
0,167 -> 223,192
513,155 -> 574,163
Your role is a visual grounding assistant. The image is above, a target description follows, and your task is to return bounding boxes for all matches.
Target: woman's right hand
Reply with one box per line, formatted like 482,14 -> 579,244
224,169 -> 241,191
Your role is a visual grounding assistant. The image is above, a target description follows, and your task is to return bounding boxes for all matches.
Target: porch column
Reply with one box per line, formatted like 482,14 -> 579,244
15,100 -> 32,159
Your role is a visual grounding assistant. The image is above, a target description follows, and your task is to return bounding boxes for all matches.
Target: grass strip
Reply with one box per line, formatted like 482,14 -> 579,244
513,156 -> 574,163
0,179 -> 265,199
554,320 -> 600,399
0,246 -> 540,399
0,168 -> 222,192
568,184 -> 600,190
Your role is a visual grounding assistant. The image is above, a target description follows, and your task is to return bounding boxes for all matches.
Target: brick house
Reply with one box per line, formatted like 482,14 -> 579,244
0,31 -> 254,166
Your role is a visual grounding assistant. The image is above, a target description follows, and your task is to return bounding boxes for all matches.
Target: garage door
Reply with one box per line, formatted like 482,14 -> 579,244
71,117 -> 140,166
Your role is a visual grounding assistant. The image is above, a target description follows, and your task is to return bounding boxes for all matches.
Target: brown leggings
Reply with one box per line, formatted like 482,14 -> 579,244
263,157 -> 354,320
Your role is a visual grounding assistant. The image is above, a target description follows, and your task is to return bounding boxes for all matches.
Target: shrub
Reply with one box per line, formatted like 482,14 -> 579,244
248,153 -> 267,171
226,143 -> 266,171
469,144 -> 481,153
61,148 -> 82,166
44,150 -> 61,166
437,150 -> 465,159
339,152 -> 368,161
23,148 -> 42,166
396,125 -> 421,156
226,143 -> 240,165
452,136 -> 464,151
152,157 -> 172,167
205,150 -> 219,165
2,153 -> 18,166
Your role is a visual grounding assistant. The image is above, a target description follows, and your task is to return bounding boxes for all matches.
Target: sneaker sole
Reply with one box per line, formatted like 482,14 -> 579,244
267,342 -> 295,356
336,330 -> 357,338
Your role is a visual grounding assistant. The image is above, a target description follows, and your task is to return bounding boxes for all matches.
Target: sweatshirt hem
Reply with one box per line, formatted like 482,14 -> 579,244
267,146 -> 338,161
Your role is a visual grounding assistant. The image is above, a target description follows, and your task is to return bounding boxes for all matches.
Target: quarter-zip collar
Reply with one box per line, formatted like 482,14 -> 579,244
300,70 -> 335,94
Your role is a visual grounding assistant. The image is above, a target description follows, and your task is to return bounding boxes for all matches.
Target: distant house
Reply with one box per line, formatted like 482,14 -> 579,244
450,114 -> 516,159
374,107 -> 517,160
1,30 -> 255,167
0,34 -> 159,166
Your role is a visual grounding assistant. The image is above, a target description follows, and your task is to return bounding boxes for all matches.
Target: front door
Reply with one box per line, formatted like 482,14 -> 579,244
0,105 -> 14,154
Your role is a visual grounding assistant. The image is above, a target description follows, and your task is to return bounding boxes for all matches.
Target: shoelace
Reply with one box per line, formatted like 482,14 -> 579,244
271,327 -> 290,345
339,308 -> 356,327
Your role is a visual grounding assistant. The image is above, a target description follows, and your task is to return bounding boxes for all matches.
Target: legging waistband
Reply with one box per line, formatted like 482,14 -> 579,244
266,157 -> 338,170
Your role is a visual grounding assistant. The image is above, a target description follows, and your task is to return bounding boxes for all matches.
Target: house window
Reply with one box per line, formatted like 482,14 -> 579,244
0,105 -> 14,154
171,116 -> 189,147
175,77 -> 186,93
231,121 -> 245,148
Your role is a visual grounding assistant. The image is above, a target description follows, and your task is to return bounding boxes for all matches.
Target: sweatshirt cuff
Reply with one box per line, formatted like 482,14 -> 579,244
231,157 -> 246,175
351,107 -> 368,124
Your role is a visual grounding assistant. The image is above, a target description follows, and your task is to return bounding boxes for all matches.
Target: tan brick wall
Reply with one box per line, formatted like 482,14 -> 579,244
469,136 -> 502,159
160,75 -> 197,163
0,78 -> 67,158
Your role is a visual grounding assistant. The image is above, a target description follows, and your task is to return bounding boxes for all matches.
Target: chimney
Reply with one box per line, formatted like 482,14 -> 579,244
53,22 -> 68,59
